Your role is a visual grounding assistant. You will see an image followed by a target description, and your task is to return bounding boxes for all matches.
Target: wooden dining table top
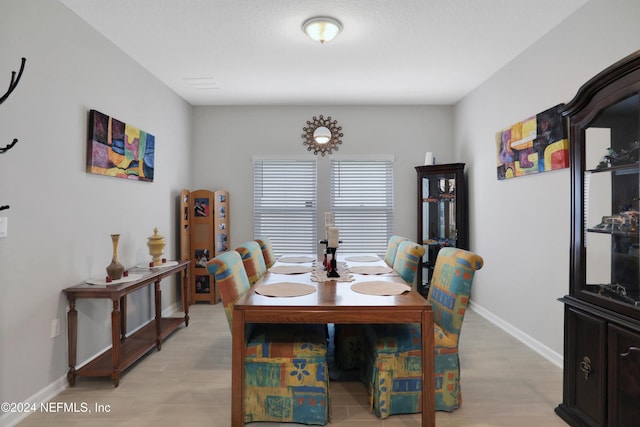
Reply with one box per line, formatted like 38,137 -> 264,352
234,254 -> 430,321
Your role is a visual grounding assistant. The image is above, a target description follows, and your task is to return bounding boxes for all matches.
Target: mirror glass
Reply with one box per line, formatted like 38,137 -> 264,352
301,115 -> 343,156
314,127 -> 331,144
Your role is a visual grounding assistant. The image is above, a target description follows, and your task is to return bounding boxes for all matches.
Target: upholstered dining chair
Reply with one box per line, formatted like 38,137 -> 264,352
255,236 -> 276,269
362,247 -> 484,418
334,238 -> 423,372
235,241 -> 268,285
207,251 -> 331,425
392,240 -> 426,285
384,235 -> 409,267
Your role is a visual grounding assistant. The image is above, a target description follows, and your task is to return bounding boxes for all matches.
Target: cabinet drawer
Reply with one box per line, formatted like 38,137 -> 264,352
567,307 -> 607,427
608,324 -> 640,427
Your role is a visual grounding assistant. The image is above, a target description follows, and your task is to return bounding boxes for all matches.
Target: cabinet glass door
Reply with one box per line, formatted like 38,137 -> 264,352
416,163 -> 467,296
422,173 -> 457,287
582,94 -> 640,311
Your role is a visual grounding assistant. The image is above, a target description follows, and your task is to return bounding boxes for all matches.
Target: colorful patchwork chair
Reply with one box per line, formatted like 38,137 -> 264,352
362,247 -> 484,418
235,241 -> 268,285
334,239 -> 423,372
384,235 -> 408,267
392,240 -> 425,285
207,251 -> 331,425
255,236 -> 276,269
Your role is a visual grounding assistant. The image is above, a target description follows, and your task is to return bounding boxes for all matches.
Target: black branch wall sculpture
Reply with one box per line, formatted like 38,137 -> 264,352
1,57 -> 26,155
1,57 -> 26,212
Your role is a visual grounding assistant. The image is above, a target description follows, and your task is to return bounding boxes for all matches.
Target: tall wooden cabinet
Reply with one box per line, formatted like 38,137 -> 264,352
415,163 -> 468,297
556,51 -> 640,427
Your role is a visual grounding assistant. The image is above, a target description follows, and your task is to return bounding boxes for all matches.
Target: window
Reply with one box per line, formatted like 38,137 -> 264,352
253,158 -> 317,256
330,158 -> 394,255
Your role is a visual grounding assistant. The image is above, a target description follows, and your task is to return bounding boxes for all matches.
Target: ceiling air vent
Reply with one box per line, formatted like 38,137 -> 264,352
183,77 -> 220,90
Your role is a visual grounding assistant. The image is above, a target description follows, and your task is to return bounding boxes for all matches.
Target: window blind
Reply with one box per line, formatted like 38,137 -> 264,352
253,158 -> 317,256
329,159 -> 394,256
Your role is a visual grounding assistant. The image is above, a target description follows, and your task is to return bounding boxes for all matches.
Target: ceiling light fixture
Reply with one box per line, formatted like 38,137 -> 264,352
302,17 -> 342,44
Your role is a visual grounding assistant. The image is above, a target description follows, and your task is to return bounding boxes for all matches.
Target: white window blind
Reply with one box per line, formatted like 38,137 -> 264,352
253,158 -> 317,256
330,158 -> 394,256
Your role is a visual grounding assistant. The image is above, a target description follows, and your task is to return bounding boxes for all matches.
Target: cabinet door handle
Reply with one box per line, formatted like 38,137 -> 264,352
620,347 -> 640,357
579,356 -> 592,380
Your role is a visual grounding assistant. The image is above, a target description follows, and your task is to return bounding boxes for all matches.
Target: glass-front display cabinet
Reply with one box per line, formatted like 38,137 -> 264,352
415,163 -> 468,297
556,51 -> 640,427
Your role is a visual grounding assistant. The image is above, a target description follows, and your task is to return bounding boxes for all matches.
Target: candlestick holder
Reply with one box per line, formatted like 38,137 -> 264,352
320,239 -> 341,278
327,247 -> 340,278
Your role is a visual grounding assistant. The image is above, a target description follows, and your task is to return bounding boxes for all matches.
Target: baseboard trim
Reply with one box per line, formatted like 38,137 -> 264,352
0,303 -> 182,427
469,301 -> 563,368
0,374 -> 67,427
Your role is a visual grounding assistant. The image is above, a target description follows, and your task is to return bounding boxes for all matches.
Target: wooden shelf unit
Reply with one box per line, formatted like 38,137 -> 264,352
64,260 -> 190,387
180,189 -> 230,304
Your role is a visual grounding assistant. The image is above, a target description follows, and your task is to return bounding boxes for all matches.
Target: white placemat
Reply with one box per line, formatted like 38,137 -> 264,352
135,260 -> 179,269
269,265 -> 314,274
350,281 -> 411,296
344,255 -> 381,262
349,266 -> 394,275
278,256 -> 315,263
254,282 -> 316,297
86,273 -> 144,286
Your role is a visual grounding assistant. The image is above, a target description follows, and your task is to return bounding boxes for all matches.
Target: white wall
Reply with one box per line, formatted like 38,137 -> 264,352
454,0 -> 640,362
4,0 -> 640,423
191,105 -> 454,251
0,0 -> 192,420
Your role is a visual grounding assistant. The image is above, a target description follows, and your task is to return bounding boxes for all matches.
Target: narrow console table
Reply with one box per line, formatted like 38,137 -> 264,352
63,260 -> 190,387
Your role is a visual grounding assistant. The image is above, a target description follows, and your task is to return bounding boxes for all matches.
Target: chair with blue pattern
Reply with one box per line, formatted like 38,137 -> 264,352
362,247 -> 484,418
384,235 -> 409,267
392,240 -> 426,285
208,251 -> 330,425
235,241 -> 268,285
334,238 -> 422,373
255,236 -> 276,269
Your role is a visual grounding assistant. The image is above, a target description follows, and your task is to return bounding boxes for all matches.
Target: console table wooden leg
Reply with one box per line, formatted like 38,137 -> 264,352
183,268 -> 190,326
120,295 -> 127,340
111,299 -> 121,387
155,280 -> 162,350
67,298 -> 77,387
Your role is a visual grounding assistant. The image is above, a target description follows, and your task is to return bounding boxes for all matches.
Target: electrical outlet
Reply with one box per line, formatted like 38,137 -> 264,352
51,318 -> 60,338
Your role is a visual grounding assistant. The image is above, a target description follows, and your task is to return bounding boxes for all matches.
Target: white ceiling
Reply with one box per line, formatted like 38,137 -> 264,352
59,0 -> 588,106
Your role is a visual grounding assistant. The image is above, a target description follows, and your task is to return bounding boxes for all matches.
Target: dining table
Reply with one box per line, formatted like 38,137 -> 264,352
231,253 -> 435,426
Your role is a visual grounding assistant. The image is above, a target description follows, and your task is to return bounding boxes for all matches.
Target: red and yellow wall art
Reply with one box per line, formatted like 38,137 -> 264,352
87,110 -> 155,182
496,104 -> 568,180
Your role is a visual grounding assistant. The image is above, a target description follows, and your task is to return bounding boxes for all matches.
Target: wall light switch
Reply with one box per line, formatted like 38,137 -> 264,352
0,217 -> 7,238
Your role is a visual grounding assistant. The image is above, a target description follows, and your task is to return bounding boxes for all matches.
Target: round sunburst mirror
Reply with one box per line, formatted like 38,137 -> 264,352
302,115 -> 343,156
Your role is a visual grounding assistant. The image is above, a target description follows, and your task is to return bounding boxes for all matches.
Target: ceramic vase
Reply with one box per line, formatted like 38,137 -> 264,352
106,234 -> 125,280
147,227 -> 166,266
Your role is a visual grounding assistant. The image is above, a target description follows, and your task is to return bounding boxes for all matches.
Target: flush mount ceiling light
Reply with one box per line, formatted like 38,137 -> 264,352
302,17 -> 342,44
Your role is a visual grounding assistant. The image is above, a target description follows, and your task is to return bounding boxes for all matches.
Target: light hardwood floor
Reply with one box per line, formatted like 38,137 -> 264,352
18,303 -> 568,427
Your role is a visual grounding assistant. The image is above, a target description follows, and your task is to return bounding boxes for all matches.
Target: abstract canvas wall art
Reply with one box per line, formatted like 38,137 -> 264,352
87,110 -> 155,181
496,104 -> 568,180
